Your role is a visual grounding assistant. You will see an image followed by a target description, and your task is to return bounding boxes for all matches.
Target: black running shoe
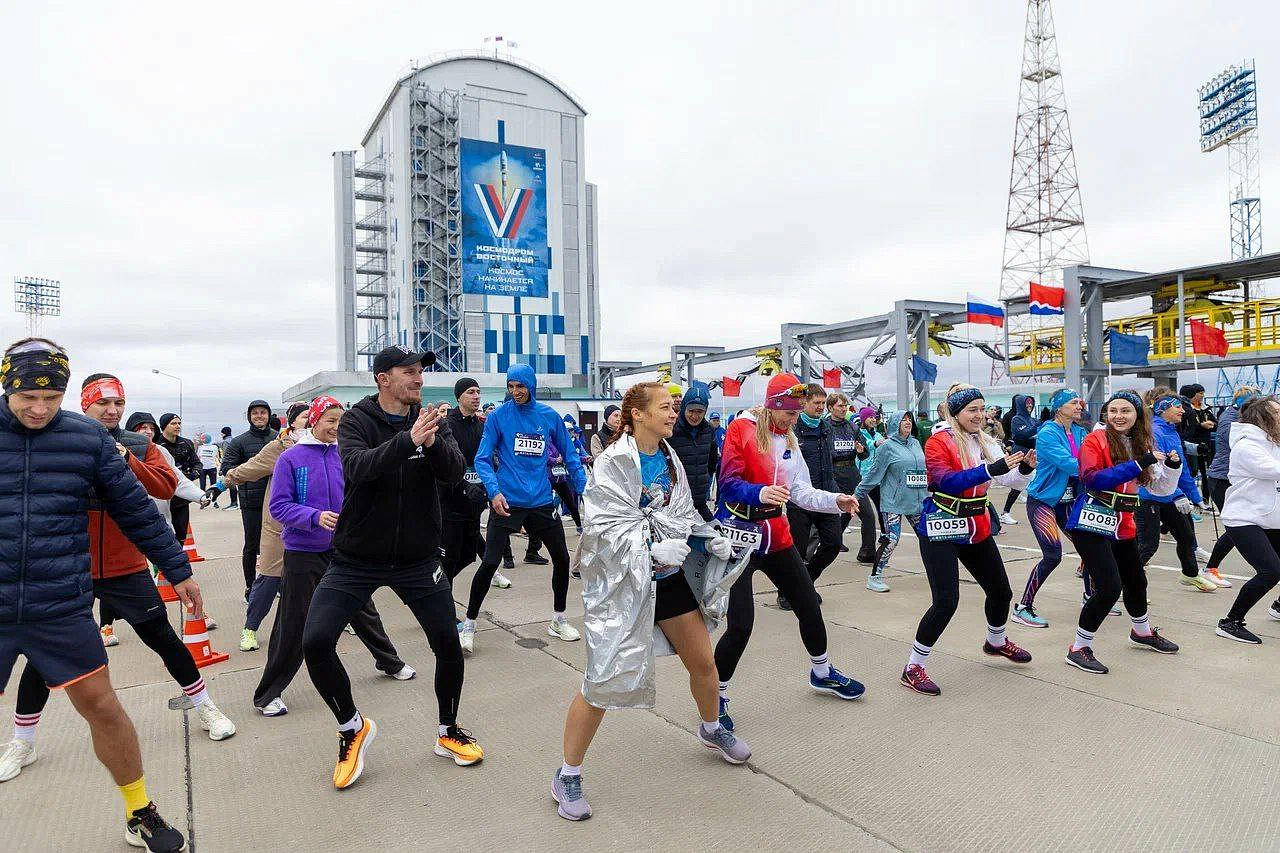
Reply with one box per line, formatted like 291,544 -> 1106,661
1129,628 -> 1179,654
1215,618 -> 1262,645
1065,646 -> 1109,674
776,593 -> 792,611
855,548 -> 874,565
126,802 -> 185,852
502,555 -> 515,570
524,551 -> 549,565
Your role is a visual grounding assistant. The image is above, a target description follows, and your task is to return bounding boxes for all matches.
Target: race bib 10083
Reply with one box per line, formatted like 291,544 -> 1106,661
1076,503 -> 1119,537
514,433 -> 546,457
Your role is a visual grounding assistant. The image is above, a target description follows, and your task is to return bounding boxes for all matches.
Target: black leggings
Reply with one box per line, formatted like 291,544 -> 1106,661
552,481 -> 582,528
200,468 -> 218,490
1136,501 -> 1198,577
468,508 -> 570,620
170,500 -> 190,545
240,505 -> 264,594
16,613 -> 198,716
714,546 -> 827,683
1225,525 -> 1280,621
1071,533 -> 1147,632
1206,478 -> 1235,569
914,536 -> 1012,647
1003,490 -> 1021,514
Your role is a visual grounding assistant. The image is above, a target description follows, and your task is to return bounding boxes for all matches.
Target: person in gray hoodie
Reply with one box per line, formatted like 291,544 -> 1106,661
854,411 -> 927,592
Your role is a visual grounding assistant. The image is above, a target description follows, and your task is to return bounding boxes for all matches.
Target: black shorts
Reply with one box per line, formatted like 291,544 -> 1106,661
654,571 -> 700,622
95,571 -> 167,625
0,610 -> 108,695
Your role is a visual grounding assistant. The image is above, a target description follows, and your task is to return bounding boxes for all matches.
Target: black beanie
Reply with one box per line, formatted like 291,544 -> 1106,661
285,402 -> 308,427
604,404 -> 620,420
159,412 -> 179,431
454,377 -> 479,400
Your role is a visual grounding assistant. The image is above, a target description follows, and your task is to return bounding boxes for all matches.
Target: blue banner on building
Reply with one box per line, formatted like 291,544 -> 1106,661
460,137 -> 549,297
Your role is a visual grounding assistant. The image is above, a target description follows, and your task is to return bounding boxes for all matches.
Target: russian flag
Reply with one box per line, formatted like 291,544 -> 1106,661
966,292 -> 1005,328
1029,281 -> 1065,316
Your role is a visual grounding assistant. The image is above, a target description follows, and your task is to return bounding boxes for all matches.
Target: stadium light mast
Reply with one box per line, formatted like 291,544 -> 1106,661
13,276 -> 61,337
1199,61 -> 1261,263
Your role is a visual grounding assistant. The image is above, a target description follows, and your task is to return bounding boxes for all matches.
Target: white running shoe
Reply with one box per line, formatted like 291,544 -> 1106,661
258,698 -> 288,717
1196,547 -> 1212,566
0,740 -> 36,782
491,571 -> 512,589
100,625 -> 119,647
548,617 -> 581,642
386,665 -> 416,681
205,614 -> 218,630
196,703 -> 236,741
1269,602 -> 1280,621
459,622 -> 475,655
999,512 -> 1019,525
1205,568 -> 1232,588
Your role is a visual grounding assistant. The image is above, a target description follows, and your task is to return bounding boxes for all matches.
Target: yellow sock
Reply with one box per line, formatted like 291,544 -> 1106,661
118,776 -> 149,816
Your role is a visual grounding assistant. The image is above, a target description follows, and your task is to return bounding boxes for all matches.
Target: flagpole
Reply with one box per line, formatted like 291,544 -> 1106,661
966,320 -> 973,386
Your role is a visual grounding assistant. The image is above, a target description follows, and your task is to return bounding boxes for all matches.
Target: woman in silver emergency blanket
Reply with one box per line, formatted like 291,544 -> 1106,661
549,382 -> 754,821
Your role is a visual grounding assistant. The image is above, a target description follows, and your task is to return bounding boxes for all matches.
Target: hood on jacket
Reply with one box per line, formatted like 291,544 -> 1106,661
247,398 -> 272,430
1229,421 -> 1269,450
886,410 -> 913,444
295,428 -> 333,446
1012,394 -> 1034,415
680,381 -> 712,425
126,411 -> 159,439
506,363 -> 538,405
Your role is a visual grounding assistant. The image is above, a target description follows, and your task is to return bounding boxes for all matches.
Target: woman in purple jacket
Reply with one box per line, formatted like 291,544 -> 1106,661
252,397 -> 413,717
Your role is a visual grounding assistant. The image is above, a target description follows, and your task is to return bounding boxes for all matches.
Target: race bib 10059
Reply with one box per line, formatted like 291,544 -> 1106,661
924,513 -> 972,543
1076,503 -> 1119,536
514,433 -> 546,457
905,471 -> 927,488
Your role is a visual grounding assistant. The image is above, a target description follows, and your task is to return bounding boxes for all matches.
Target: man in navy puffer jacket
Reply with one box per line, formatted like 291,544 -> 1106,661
0,338 -> 195,851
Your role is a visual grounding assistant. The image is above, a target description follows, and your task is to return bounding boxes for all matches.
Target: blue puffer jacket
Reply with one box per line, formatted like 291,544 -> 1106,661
0,396 -> 191,624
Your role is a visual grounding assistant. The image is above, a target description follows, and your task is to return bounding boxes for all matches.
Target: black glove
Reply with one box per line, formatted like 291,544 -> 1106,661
1165,455 -> 1182,469
202,485 -> 223,503
1136,451 -> 1159,467
986,458 -> 1011,477
1017,461 -> 1034,475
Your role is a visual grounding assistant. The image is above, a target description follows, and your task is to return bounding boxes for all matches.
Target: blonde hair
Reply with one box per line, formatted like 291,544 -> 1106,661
751,406 -> 799,456
1143,386 -> 1172,408
942,383 -> 1001,467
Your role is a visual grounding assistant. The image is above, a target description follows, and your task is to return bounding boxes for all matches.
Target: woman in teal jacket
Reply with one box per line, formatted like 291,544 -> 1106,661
1011,389 -> 1089,629
854,411 -> 927,592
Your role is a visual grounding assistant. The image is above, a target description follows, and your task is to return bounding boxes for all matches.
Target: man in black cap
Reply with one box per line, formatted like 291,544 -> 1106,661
301,345 -> 481,790
219,399 -> 278,600
439,379 -> 512,610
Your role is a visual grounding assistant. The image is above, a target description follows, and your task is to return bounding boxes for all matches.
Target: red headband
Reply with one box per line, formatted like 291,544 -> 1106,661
81,377 -> 126,412
307,395 -> 343,427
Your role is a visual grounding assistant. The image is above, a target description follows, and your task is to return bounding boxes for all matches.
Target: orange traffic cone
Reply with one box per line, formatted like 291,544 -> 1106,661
182,524 -> 205,563
153,566 -> 179,604
182,608 -> 229,668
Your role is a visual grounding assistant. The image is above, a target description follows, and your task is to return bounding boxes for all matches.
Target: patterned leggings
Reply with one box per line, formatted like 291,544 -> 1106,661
1019,496 -> 1073,607
872,513 -> 921,575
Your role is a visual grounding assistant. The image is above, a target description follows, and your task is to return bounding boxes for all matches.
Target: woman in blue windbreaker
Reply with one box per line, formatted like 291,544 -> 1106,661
1011,389 -> 1089,629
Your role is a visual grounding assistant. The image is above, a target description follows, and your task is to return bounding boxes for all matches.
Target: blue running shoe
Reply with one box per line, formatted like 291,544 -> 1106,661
809,666 -> 865,700
717,696 -> 734,732
1011,603 -> 1048,628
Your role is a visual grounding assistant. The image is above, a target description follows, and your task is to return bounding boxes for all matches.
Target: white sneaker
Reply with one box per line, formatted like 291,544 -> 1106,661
0,740 -> 36,782
1204,568 -> 1232,589
196,703 -> 236,741
1000,513 -> 1019,525
100,625 -> 119,647
1196,547 -> 1212,565
205,614 -> 218,630
491,571 -> 512,589
386,664 -> 416,681
258,698 -> 288,717
548,617 -> 581,642
1269,602 -> 1280,621
459,622 -> 475,655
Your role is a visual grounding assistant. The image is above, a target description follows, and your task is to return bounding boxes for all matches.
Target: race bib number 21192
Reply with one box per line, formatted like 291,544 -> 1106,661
514,433 -> 546,456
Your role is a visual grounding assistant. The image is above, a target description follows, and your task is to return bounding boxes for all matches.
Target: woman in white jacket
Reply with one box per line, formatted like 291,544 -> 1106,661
1217,396 -> 1280,644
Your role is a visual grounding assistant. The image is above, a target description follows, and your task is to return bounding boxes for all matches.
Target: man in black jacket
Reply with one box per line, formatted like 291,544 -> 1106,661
219,399 -> 277,600
440,377 -> 510,590
156,412 -> 200,543
301,345 -> 479,790
779,383 -> 843,610
668,381 -> 719,521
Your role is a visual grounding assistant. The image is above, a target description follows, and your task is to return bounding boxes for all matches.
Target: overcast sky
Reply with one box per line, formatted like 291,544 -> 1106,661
3,1 -> 1278,430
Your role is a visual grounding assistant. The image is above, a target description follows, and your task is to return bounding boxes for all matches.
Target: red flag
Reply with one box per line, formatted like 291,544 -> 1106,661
1189,319 -> 1229,357
822,368 -> 842,388
721,377 -> 741,397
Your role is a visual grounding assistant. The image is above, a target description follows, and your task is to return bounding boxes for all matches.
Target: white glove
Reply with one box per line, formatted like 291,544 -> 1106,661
707,537 -> 734,560
1174,497 -> 1193,515
650,538 -> 692,566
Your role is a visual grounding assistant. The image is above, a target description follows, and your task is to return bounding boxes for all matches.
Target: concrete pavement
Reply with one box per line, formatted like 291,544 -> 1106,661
3,492 -> 1279,851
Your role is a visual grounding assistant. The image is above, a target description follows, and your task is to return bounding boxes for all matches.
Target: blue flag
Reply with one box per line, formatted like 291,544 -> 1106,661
911,354 -> 938,383
1108,330 -> 1150,366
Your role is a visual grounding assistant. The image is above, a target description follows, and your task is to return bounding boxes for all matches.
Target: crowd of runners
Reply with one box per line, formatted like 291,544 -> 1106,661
4,334 -> 1280,849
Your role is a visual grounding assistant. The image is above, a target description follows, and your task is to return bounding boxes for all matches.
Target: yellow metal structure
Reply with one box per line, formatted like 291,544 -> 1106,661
1007,298 -> 1280,374
755,347 -> 784,376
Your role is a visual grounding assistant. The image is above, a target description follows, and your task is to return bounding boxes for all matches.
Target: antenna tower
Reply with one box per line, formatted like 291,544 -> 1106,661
994,0 -> 1090,383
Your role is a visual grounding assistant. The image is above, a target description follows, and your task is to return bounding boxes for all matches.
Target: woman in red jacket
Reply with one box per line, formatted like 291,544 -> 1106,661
901,384 -> 1036,696
1062,390 -> 1181,673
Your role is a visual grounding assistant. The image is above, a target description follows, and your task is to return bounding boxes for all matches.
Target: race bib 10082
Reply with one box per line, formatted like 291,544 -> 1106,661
924,513 -> 972,543
514,433 -> 546,456
905,471 -> 927,488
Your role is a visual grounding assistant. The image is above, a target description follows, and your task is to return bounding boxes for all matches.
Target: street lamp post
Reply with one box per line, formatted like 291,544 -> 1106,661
151,368 -> 183,424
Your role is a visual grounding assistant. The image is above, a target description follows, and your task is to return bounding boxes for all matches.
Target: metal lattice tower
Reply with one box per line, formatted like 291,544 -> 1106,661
410,85 -> 464,371
13,276 -> 61,337
1229,130 -> 1263,259
353,154 -> 390,359
995,0 -> 1090,382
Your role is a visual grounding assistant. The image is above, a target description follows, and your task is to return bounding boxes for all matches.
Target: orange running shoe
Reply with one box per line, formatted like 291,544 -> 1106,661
333,716 -> 377,789
435,725 -> 484,766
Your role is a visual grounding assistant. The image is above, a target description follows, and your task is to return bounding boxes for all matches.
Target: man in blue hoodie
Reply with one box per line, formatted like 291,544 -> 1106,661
1137,396 -> 1212,590
462,364 -> 588,653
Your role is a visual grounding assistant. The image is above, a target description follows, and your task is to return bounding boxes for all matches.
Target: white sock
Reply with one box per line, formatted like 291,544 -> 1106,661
553,611 -> 566,623
1072,627 -> 1095,652
810,653 -> 830,679
438,724 -> 449,737
718,681 -> 729,699
986,624 -> 1007,649
13,712 -> 39,744
908,642 -> 931,668
340,711 -> 363,734
1131,613 -> 1153,637
181,678 -> 211,708
560,762 -> 582,777
701,719 -> 722,734
463,618 -> 476,631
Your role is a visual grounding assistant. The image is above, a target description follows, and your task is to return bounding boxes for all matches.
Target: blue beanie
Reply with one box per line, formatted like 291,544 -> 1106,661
1049,388 -> 1080,412
946,387 -> 984,416
1103,390 -> 1143,414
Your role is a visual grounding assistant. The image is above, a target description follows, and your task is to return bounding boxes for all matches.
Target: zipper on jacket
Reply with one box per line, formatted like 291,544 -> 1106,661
18,436 -> 30,623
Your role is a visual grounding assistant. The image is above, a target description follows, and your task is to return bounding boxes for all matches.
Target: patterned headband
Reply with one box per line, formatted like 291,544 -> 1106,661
946,387 -> 984,416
